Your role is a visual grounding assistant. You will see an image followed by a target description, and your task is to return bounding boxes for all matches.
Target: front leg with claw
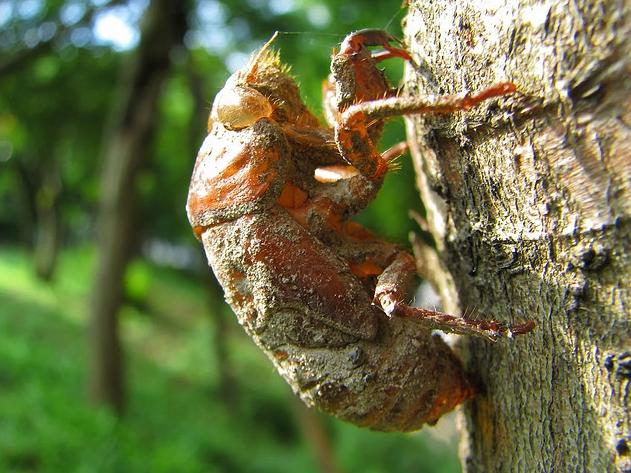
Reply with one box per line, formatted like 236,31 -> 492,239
371,248 -> 535,341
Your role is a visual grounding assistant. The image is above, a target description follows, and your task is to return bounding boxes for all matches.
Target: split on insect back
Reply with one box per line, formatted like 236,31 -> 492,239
186,28 -> 535,432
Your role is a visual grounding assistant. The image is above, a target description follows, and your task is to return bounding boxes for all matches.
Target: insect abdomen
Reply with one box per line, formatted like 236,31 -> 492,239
200,211 -> 473,432
269,317 -> 473,432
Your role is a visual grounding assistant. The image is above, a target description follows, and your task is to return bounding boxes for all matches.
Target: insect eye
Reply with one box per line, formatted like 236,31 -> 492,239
211,83 -> 273,130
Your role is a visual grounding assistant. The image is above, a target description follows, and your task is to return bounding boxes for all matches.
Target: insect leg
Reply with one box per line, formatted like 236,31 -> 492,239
313,141 -> 405,185
380,141 -> 408,164
373,249 -> 536,341
335,83 -> 516,178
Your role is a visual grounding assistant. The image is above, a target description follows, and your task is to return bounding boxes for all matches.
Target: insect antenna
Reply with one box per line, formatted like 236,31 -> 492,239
383,6 -> 405,34
275,31 -> 344,38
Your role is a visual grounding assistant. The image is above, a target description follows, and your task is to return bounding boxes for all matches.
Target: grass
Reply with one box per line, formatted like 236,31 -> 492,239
0,245 -> 461,473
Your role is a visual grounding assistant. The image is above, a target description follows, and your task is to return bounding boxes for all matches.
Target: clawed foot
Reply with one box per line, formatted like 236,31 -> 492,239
340,28 -> 416,65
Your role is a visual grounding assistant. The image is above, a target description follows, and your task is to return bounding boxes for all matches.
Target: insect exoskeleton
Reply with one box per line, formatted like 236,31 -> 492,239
187,29 -> 532,432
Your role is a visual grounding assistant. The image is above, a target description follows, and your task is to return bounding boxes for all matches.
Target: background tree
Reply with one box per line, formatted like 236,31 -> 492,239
0,0 -> 123,275
89,0 -> 190,413
403,1 -> 630,471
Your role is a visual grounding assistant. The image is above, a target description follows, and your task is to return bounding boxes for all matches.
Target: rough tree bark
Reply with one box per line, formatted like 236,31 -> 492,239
89,0 -> 188,413
403,1 -> 630,472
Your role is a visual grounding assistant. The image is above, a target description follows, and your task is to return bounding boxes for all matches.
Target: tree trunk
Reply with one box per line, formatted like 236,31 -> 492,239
89,0 -> 188,413
403,1 -> 630,472
34,162 -> 61,281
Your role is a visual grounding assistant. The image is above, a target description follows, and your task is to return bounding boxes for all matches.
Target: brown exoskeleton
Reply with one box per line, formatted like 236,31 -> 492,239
187,30 -> 534,432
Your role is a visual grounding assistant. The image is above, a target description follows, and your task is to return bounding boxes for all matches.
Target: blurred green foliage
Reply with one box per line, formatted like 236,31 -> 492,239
0,0 -> 458,471
0,0 -> 421,247
0,247 -> 460,473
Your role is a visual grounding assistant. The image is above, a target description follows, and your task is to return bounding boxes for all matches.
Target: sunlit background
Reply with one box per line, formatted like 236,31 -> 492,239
0,0 -> 460,471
